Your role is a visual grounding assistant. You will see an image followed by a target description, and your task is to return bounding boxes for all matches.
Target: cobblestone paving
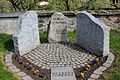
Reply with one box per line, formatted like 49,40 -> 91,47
4,45 -> 115,80
23,43 -> 97,69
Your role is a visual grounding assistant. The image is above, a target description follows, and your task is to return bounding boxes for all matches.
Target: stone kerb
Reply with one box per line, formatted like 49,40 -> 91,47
13,11 -> 40,56
76,11 -> 110,56
48,12 -> 68,43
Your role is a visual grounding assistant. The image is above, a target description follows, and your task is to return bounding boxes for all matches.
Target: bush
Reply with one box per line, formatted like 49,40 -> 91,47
81,0 -> 111,10
45,0 -> 82,11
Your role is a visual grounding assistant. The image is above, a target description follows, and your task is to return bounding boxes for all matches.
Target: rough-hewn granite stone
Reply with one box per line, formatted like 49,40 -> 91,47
76,11 -> 110,56
13,11 -> 40,56
48,12 -> 68,43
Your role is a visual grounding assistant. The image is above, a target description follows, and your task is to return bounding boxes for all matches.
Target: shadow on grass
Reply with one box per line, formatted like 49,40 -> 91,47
4,39 -> 14,51
0,34 -> 14,52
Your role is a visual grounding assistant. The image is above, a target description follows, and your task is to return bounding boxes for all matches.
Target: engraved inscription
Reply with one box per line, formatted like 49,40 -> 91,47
52,21 -> 67,24
56,28 -> 66,34
53,18 -> 64,20
52,72 -> 74,77
48,12 -> 68,43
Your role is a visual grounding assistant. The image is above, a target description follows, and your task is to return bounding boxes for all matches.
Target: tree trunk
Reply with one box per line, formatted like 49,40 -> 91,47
65,0 -> 70,11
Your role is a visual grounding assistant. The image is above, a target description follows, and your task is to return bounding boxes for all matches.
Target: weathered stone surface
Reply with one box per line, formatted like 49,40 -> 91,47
5,54 -> 12,63
6,63 -> 14,67
48,12 -> 68,43
107,52 -> 115,61
17,72 -> 27,77
93,69 -> 102,75
23,75 -> 33,80
13,11 -> 40,56
97,66 -> 107,72
51,67 -> 76,80
76,11 -> 110,56
90,74 -> 100,79
103,62 -> 111,68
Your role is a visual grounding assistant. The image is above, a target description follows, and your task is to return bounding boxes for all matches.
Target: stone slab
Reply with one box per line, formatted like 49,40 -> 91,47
90,74 -> 100,79
23,75 -> 33,80
5,54 -> 12,63
17,72 -> 27,77
97,66 -> 107,72
76,11 -> 110,56
48,12 -> 68,43
13,11 -> 40,55
51,67 -> 76,80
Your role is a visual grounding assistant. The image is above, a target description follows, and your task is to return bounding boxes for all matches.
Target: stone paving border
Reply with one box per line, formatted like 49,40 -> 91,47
88,52 -> 115,80
4,52 -> 33,80
4,52 -> 115,80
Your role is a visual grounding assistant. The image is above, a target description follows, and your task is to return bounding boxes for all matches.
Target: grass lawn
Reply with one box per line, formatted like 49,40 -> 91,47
103,29 -> 120,80
0,34 -> 16,80
0,29 -> 120,80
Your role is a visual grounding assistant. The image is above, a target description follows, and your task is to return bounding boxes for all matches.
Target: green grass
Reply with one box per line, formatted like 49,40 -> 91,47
0,29 -> 120,80
103,29 -> 120,80
40,32 -> 48,43
68,31 -> 76,43
0,34 -> 16,80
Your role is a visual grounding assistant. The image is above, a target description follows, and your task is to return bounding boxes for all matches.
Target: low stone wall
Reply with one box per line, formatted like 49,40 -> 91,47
0,12 -> 24,34
0,10 -> 120,34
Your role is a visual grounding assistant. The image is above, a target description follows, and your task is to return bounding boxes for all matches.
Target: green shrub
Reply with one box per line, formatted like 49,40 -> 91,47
81,0 -> 111,10
45,0 -> 82,11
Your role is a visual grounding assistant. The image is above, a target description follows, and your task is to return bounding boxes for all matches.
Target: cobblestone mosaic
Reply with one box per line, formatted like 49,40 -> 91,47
23,43 -> 96,69
4,43 -> 115,80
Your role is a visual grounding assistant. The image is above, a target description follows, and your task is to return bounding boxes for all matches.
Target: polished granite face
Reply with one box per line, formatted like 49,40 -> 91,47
23,43 -> 97,69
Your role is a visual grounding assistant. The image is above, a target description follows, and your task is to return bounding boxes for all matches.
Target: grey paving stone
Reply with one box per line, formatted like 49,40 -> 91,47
23,75 -> 33,80
90,74 -> 100,79
106,53 -> 115,62
17,72 -> 27,77
106,59 -> 114,64
5,54 -> 12,59
81,64 -> 85,67
6,63 -> 14,67
5,55 -> 12,63
41,66 -> 46,69
8,52 -> 14,55
103,62 -> 111,68
12,68 -> 20,73
88,78 -> 93,80
8,65 -> 16,70
93,70 -> 102,75
97,66 -> 107,72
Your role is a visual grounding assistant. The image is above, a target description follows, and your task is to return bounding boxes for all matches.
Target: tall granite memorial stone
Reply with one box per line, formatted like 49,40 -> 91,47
76,11 -> 110,56
48,12 -> 68,43
13,11 -> 40,56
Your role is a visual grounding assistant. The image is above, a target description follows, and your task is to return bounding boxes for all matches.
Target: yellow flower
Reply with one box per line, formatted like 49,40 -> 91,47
25,62 -> 29,67
19,56 -> 22,61
34,70 -> 40,74
96,58 -> 99,64
86,64 -> 91,68
85,63 -> 91,69
85,68 -> 89,71
80,72 -> 84,78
